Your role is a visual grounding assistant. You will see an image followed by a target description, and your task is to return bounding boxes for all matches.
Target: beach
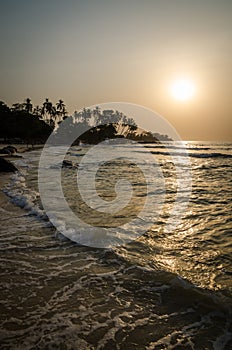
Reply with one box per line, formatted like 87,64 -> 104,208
0,142 -> 231,349
1,0 -> 231,347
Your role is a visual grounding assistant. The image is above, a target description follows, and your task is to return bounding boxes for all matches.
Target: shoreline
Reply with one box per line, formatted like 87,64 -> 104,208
0,143 -> 44,157
0,141 -> 231,349
0,173 -> 12,206
0,144 -> 44,209
0,173 -> 26,223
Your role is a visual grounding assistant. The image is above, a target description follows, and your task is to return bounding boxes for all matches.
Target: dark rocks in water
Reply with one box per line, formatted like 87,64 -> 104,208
0,145 -> 18,155
50,160 -> 78,169
5,145 -> 17,153
0,157 -> 18,172
0,148 -> 11,155
62,160 -> 77,168
62,160 -> 73,168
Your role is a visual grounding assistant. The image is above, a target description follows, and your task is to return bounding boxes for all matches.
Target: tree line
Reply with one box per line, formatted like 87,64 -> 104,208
52,106 -> 172,144
0,99 -> 53,145
0,98 -> 172,145
10,98 -> 67,127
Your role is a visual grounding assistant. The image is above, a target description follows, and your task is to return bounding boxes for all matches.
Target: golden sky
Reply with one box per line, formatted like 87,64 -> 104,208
0,0 -> 231,140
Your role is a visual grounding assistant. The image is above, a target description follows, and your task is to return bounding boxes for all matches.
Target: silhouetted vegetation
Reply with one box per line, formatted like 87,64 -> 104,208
0,100 -> 52,145
70,107 -> 172,144
0,99 -> 172,145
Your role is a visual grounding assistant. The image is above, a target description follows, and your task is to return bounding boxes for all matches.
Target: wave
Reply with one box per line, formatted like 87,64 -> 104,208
146,145 -> 212,151
1,258 -> 231,349
1,167 -> 232,349
151,151 -> 232,159
3,171 -> 47,220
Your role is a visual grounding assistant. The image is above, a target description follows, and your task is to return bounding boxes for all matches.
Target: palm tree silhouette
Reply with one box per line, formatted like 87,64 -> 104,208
33,105 -> 42,118
42,98 -> 56,126
56,99 -> 67,121
24,98 -> 33,114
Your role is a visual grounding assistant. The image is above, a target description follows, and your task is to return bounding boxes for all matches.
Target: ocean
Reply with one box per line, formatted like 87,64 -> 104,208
0,142 -> 231,349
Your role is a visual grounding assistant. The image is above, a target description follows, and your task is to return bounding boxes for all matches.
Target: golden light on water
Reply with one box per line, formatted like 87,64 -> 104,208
170,79 -> 196,101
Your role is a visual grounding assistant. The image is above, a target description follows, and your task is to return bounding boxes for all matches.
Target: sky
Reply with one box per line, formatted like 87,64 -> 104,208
0,0 -> 231,141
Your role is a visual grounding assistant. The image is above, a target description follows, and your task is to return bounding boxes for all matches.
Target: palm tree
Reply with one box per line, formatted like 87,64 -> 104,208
33,105 -> 42,118
42,98 -> 56,126
81,107 -> 92,126
24,98 -> 33,113
93,106 -> 101,116
125,124 -> 138,138
56,99 -> 67,121
116,114 -> 137,137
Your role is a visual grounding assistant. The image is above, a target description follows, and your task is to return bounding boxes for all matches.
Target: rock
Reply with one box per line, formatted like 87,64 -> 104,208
0,148 -> 11,155
62,160 -> 74,168
5,145 -> 18,153
50,160 -> 78,169
0,145 -> 18,155
0,157 -> 18,172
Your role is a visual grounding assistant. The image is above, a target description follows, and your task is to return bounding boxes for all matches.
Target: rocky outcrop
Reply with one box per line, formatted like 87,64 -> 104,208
0,145 -> 18,155
0,157 -> 18,172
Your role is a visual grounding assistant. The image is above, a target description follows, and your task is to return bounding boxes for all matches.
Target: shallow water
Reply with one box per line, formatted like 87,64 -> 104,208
0,142 -> 231,349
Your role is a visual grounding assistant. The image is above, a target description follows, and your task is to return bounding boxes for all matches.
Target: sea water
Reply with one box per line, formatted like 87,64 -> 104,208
0,142 -> 231,349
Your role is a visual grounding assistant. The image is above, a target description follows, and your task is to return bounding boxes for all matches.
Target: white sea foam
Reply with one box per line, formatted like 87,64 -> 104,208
0,142 -> 231,350
3,171 -> 46,220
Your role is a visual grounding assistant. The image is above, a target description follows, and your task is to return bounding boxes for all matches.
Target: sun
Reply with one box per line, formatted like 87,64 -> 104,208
170,79 -> 195,101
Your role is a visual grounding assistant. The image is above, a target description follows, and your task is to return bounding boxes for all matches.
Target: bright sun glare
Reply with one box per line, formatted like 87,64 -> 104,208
170,79 -> 195,101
